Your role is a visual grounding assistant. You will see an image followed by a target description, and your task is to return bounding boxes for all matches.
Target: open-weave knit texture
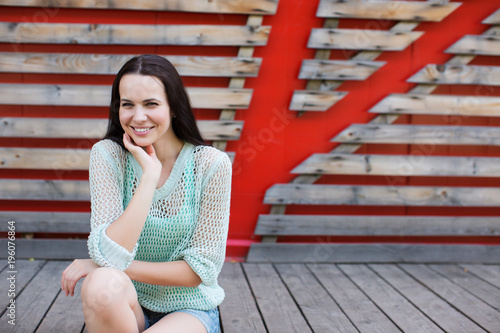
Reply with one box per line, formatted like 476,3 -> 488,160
87,139 -> 231,312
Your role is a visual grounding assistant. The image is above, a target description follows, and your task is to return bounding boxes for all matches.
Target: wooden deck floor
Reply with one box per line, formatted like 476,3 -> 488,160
0,260 -> 499,332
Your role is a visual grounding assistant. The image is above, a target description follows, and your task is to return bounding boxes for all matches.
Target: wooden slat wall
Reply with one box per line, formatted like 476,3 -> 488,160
0,2 -> 275,259
249,1 -> 500,263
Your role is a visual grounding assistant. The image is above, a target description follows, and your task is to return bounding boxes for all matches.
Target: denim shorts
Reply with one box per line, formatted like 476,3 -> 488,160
142,306 -> 220,333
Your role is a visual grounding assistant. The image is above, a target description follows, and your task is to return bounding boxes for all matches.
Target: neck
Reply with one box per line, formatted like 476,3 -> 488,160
153,133 -> 185,165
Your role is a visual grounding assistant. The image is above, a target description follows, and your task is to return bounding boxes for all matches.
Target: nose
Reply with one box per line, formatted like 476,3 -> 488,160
132,106 -> 147,122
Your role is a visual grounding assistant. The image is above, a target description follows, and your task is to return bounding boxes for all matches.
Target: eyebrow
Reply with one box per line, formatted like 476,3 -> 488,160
120,98 -> 161,103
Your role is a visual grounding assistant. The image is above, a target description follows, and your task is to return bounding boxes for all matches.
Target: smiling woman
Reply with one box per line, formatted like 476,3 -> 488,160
60,55 -> 231,333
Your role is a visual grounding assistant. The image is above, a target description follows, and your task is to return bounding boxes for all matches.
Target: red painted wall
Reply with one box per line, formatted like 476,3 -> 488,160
1,0 -> 500,259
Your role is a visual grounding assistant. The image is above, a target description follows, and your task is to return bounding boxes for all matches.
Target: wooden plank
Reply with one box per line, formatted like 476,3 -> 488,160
292,153 -> 500,177
0,211 -> 90,233
0,179 -> 90,201
264,184 -> 500,206
483,9 -> 500,25
0,22 -> 271,46
332,124 -> 500,146
0,260 -> 45,312
308,264 -> 401,333
0,52 -> 262,77
308,29 -> 423,51
36,281 -> 85,333
400,264 -> 500,332
446,35 -> 500,56
317,0 -> 461,22
369,264 -> 486,333
298,59 -> 385,80
275,264 -> 358,332
0,239 -> 88,259
289,90 -> 347,111
246,244 -> 500,263
255,215 -> 500,236
242,263 -> 312,332
218,263 -> 266,333
460,264 -> 500,289
0,0 -> 279,15
430,264 -> 500,311
0,261 -> 70,333
339,264 -> 442,332
0,84 -> 253,109
370,93 -> 500,117
408,64 -> 500,86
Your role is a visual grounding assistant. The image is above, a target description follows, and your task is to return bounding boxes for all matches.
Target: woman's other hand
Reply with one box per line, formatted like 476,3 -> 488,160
61,259 -> 100,297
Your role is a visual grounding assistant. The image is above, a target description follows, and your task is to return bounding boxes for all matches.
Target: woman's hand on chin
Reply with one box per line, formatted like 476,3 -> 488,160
123,133 -> 162,183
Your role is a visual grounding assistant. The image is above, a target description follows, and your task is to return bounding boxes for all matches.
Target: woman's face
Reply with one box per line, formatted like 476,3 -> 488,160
118,74 -> 174,147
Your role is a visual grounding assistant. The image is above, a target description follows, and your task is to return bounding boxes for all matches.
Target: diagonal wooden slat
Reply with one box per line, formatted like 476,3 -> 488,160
483,9 -> 500,25
0,52 -> 262,77
0,0 -> 279,14
408,64 -> 500,86
298,59 -> 386,80
308,28 -> 424,51
317,0 -> 461,22
289,90 -> 348,111
0,22 -> 271,46
446,35 -> 500,56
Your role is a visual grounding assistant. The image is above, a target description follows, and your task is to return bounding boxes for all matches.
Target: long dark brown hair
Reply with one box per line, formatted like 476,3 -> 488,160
104,54 -> 206,148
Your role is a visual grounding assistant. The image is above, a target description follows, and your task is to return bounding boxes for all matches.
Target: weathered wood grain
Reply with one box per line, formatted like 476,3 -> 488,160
401,264 -> 500,332
247,244 -> 500,263
308,264 -> 401,333
0,239 -> 88,259
370,93 -> 500,117
255,215 -> 500,236
264,184 -> 500,206
0,118 -> 244,141
333,124 -> 500,146
317,0 -> 461,22
308,28 -> 423,51
0,147 -> 91,170
370,264 -> 486,333
289,90 -> 347,111
0,22 -> 271,46
460,264 -> 500,289
0,179 -> 90,201
446,35 -> 500,56
339,264 -> 442,333
275,264 -> 358,332
292,153 -> 500,177
218,263 -> 266,333
0,84 -> 253,109
0,0 -> 279,14
0,211 -> 90,233
408,64 -> 500,86
0,52 -> 262,77
298,59 -> 385,80
483,9 -> 500,25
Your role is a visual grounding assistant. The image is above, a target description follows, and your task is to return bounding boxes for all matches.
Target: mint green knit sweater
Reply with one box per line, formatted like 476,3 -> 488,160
87,139 -> 231,313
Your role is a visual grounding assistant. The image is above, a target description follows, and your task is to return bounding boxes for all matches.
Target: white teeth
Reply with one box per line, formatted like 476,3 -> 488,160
133,127 -> 152,133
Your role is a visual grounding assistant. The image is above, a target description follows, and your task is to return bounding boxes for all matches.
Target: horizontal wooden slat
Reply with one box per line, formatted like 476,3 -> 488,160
292,154 -> 500,177
255,215 -> 500,236
0,179 -> 90,201
483,9 -> 500,25
0,52 -> 262,77
0,239 -> 88,259
289,90 -> 347,111
370,93 -> 500,117
264,184 -> 500,206
446,35 -> 500,56
317,0 -> 461,22
0,22 -> 270,46
0,84 -> 253,109
0,211 -> 90,233
0,0 -> 279,15
247,244 -> 500,263
408,64 -> 500,86
298,59 -> 385,80
333,124 -> 500,146
0,118 -> 243,140
308,29 -> 423,51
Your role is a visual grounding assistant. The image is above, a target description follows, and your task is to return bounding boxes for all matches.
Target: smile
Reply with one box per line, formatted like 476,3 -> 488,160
131,126 -> 153,134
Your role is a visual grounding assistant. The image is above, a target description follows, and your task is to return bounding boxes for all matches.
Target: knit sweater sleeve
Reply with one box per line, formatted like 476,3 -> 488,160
87,141 -> 137,271
181,151 -> 232,286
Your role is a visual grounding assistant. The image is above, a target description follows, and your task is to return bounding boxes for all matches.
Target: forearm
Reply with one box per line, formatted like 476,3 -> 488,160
105,175 -> 157,252
125,260 -> 202,287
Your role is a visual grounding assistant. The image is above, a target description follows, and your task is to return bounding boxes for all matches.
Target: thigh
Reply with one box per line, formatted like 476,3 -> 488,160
144,311 -> 207,333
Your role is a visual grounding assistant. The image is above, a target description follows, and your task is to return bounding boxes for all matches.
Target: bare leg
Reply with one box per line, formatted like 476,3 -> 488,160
81,267 -> 145,333
145,311 -> 207,333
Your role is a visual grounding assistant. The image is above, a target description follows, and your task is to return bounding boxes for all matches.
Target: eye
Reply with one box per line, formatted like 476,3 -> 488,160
121,102 -> 133,107
146,102 -> 159,107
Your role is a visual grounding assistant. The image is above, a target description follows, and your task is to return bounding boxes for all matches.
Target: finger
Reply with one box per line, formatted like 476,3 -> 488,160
145,144 -> 156,157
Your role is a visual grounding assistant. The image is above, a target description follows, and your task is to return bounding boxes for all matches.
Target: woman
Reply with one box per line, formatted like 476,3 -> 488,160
61,54 -> 231,333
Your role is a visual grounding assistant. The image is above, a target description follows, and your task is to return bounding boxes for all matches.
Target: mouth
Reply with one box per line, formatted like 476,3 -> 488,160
131,126 -> 154,135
